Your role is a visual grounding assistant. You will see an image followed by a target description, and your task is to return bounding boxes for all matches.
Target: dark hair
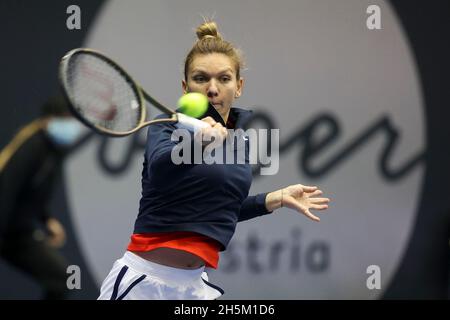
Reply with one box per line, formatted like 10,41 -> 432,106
40,95 -> 71,117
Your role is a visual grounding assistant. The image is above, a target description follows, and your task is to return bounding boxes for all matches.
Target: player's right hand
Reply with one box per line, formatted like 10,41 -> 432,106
196,116 -> 228,145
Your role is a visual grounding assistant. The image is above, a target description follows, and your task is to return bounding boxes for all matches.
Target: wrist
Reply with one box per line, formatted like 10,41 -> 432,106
265,189 -> 283,212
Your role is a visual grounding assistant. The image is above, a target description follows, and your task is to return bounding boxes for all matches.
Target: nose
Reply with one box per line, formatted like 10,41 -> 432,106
207,79 -> 219,98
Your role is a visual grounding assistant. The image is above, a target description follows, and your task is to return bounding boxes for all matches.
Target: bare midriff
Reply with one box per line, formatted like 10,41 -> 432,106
133,247 -> 206,269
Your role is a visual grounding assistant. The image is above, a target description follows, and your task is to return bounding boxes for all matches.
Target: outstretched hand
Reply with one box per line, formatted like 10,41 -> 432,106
266,184 -> 331,222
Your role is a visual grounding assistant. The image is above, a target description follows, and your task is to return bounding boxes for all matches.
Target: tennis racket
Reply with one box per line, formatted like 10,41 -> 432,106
59,48 -> 208,137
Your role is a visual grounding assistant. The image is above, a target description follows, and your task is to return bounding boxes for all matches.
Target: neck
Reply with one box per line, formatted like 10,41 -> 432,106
218,108 -> 230,124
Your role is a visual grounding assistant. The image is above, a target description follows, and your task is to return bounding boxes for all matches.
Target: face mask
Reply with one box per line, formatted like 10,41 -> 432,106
46,118 -> 83,146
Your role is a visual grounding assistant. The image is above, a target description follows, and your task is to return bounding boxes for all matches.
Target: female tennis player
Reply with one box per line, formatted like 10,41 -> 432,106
98,20 -> 330,300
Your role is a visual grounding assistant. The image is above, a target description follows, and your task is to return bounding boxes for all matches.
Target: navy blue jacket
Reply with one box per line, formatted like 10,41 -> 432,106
134,105 -> 271,250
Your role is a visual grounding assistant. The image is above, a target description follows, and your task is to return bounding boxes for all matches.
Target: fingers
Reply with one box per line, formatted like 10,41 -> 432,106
304,209 -> 321,222
201,116 -> 216,127
308,189 -> 323,197
200,117 -> 226,134
197,119 -> 227,145
213,123 -> 228,137
310,204 -> 329,210
283,184 -> 330,222
299,184 -> 318,192
309,197 -> 330,205
285,199 -> 321,222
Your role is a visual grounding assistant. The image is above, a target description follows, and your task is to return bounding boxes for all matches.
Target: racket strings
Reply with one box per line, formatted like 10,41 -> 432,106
64,53 -> 142,133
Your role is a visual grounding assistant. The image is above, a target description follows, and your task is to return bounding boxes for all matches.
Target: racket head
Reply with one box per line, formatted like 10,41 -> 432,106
59,48 -> 147,137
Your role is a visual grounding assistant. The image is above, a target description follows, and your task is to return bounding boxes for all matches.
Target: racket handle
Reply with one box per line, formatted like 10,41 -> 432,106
176,113 -> 209,130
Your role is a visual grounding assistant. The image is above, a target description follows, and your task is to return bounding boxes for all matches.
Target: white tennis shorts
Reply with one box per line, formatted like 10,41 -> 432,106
98,251 -> 224,300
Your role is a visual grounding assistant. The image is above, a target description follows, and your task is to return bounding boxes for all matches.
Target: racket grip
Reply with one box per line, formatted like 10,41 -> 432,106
176,113 -> 209,130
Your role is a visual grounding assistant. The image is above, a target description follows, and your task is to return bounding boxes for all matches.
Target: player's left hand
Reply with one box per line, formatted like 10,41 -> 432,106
266,184 -> 330,222
281,184 -> 330,222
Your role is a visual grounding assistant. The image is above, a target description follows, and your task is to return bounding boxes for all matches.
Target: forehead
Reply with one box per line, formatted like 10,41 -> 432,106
189,53 -> 235,74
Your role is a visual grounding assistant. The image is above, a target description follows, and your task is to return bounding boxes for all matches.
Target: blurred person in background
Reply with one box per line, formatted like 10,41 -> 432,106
0,95 -> 86,299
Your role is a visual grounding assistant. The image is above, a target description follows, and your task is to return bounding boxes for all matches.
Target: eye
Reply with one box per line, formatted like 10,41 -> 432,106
220,76 -> 231,83
193,75 -> 207,83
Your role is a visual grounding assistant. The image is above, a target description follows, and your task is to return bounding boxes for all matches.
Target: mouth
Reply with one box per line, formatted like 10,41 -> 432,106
209,101 -> 223,108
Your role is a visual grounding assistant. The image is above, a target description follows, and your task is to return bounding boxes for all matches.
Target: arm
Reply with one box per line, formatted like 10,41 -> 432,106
146,115 -> 225,165
239,184 -> 331,223
237,193 -> 272,222
146,120 -> 180,165
0,132 -> 40,239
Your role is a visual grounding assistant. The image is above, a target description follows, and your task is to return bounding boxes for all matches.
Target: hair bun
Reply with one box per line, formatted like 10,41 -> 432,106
184,20 -> 244,81
196,21 -> 222,40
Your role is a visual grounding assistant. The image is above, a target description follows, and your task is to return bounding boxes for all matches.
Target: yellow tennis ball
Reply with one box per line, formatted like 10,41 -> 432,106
177,92 -> 209,118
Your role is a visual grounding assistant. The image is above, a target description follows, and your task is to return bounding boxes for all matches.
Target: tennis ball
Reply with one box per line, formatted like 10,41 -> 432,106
177,92 -> 209,118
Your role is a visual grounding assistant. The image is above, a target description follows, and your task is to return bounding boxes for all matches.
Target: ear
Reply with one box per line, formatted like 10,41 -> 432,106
182,80 -> 188,94
235,77 -> 244,98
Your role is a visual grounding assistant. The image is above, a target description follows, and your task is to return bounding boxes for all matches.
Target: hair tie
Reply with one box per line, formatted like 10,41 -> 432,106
280,189 -> 284,208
